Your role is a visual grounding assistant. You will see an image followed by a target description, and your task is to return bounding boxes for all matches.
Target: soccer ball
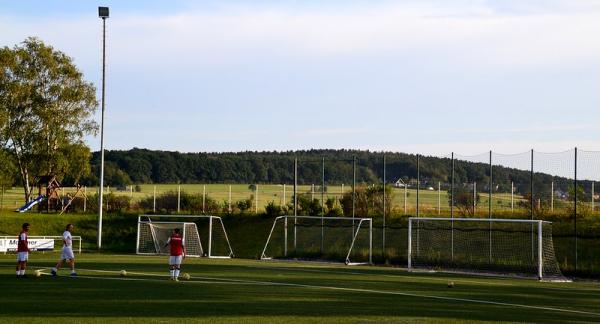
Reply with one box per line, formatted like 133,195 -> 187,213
181,273 -> 191,280
35,270 -> 42,278
120,270 -> 127,277
447,281 -> 455,288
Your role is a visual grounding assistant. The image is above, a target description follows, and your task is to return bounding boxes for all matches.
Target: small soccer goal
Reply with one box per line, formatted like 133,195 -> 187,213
136,215 -> 234,258
261,216 -> 372,265
407,217 -> 568,281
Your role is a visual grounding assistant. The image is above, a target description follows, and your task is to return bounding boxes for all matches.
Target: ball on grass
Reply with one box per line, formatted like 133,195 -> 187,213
35,270 -> 42,278
120,270 -> 127,277
181,273 -> 191,280
447,281 -> 455,288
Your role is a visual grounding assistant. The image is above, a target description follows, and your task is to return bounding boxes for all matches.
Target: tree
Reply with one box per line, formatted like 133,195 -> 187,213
0,38 -> 98,202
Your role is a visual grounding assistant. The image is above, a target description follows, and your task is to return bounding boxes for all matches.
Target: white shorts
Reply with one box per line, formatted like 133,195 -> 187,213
17,252 -> 28,262
61,247 -> 75,260
169,255 -> 183,265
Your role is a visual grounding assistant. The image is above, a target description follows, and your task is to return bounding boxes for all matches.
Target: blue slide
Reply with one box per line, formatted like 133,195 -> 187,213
16,195 -> 45,213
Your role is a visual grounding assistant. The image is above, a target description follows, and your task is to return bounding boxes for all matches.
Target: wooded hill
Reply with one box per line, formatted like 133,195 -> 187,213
85,148 -> 581,198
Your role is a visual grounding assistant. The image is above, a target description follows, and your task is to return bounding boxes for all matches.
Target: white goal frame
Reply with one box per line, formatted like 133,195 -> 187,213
261,215 -> 373,265
408,217 -> 566,281
136,215 -> 234,258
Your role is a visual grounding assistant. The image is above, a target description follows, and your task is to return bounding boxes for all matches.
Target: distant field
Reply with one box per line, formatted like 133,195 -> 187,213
4,183 -> 576,215
1,253 -> 599,323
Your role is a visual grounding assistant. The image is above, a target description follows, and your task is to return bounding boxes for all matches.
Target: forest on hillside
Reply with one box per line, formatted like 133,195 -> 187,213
82,148 -> 582,198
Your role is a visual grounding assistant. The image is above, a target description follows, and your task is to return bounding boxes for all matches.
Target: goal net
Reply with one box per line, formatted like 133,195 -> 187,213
136,215 -> 234,258
261,216 -> 372,265
408,217 -> 567,281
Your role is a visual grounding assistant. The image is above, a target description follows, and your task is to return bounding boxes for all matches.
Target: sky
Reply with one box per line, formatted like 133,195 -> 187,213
1,0 -> 600,156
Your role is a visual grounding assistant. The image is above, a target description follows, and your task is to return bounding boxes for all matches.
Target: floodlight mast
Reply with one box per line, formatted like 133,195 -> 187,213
98,6 -> 109,249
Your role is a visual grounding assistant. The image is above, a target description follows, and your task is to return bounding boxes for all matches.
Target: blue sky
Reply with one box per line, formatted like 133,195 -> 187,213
1,0 -> 600,156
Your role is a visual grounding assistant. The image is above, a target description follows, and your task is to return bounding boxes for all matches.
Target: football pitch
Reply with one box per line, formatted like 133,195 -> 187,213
1,254 -> 599,323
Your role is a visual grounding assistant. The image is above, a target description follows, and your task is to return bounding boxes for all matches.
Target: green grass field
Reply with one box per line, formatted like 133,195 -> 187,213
1,253 -> 599,323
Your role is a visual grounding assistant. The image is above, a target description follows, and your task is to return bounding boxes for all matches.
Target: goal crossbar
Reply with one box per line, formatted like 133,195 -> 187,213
261,215 -> 373,265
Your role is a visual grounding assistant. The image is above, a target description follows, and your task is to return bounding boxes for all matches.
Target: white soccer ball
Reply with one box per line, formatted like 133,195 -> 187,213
120,270 -> 127,277
447,281 -> 455,288
35,270 -> 42,278
181,273 -> 190,280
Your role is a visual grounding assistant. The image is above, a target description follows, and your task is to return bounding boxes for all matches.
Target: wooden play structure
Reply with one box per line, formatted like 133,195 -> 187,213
35,175 -> 87,214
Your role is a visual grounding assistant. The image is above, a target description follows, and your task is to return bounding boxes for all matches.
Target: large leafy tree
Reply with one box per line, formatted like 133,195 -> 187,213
0,38 -> 98,202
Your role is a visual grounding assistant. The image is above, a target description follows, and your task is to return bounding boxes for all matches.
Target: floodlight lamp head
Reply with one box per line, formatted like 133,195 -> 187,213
98,7 -> 109,18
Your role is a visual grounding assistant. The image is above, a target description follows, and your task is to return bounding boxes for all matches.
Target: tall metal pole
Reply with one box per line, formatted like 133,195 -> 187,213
416,154 -> 420,217
97,11 -> 108,249
489,151 -> 492,264
294,158 -> 298,249
382,154 -> 386,255
451,153 -> 454,261
451,153 -> 454,218
574,147 -> 578,273
352,156 -> 356,233
489,150 -> 492,218
321,157 -> 325,253
531,149 -> 534,220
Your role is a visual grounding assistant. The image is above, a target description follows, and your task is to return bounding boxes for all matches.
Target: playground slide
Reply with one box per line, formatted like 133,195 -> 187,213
16,195 -> 45,213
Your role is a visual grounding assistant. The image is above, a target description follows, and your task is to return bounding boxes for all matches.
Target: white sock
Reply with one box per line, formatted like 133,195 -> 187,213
71,269 -> 76,274
52,267 -> 57,273
170,270 -> 174,278
20,270 -> 25,275
174,269 -> 180,278
16,270 -> 20,276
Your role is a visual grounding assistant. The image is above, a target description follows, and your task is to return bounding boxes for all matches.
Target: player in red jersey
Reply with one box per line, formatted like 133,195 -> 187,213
16,223 -> 30,278
164,228 -> 186,281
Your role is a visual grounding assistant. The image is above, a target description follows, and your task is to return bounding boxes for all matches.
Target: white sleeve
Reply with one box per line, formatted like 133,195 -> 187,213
20,233 -> 26,240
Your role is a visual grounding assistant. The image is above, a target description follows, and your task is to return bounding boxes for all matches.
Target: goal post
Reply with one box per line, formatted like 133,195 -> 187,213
261,216 -> 372,265
136,215 -> 234,258
407,217 -> 567,281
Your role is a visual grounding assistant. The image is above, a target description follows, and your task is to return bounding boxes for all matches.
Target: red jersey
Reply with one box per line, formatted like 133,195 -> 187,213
168,234 -> 184,256
17,231 -> 28,252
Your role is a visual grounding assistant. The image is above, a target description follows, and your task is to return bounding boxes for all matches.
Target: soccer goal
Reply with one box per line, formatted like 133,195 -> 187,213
136,215 -> 234,258
261,216 -> 372,265
407,217 -> 568,281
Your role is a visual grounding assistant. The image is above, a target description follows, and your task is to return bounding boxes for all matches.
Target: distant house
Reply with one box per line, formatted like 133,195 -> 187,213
394,178 -> 406,188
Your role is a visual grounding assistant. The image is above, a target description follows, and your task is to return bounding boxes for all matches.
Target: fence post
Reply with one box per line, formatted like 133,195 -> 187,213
283,184 -> 286,206
228,185 -> 232,213
437,181 -> 441,215
83,186 -> 87,212
511,182 -> 514,213
202,185 -> 206,213
473,182 -> 477,215
177,185 -> 181,213
404,184 -> 407,214
551,181 -> 554,212
153,186 -> 156,212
